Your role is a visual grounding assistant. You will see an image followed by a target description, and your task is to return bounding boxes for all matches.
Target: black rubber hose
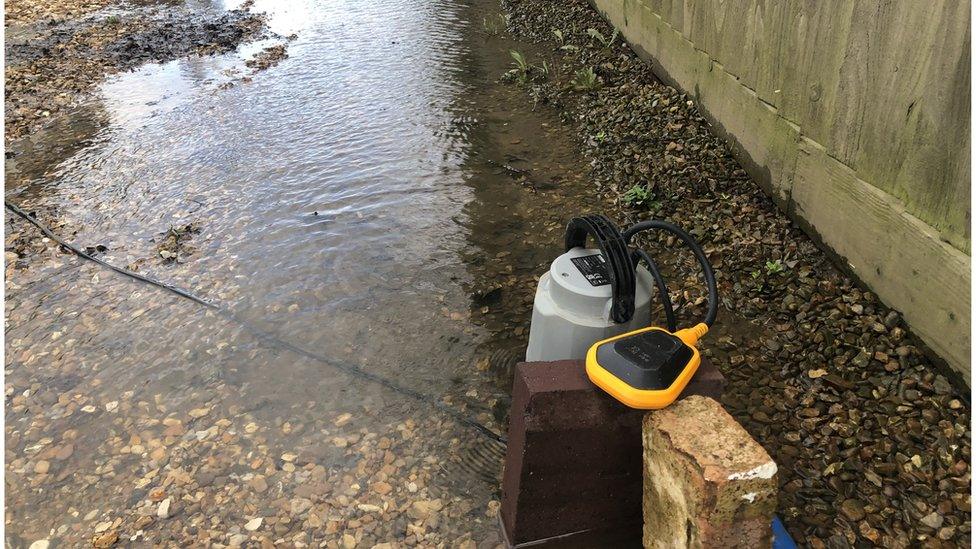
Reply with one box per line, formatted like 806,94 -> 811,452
623,219 -> 718,327
5,201 -> 218,309
632,248 -> 677,332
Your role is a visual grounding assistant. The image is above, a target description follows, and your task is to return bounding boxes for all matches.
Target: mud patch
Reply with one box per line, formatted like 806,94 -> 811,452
4,4 -> 269,141
245,43 -> 289,72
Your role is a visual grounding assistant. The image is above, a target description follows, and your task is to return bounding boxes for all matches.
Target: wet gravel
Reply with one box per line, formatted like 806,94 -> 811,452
245,43 -> 290,72
499,0 -> 971,546
4,2 -> 268,141
5,0 -> 112,26
154,222 -> 201,264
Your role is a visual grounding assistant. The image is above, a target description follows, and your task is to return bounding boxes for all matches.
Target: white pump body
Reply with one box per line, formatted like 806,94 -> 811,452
525,247 -> 653,362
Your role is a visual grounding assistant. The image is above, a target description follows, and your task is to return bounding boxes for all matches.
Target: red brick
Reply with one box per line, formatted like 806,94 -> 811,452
500,359 -> 724,546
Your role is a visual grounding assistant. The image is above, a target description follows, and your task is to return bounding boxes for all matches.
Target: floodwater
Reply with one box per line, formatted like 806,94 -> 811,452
5,0 -> 601,545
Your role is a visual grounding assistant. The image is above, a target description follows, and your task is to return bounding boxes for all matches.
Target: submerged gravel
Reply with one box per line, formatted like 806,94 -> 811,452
500,0 -> 971,546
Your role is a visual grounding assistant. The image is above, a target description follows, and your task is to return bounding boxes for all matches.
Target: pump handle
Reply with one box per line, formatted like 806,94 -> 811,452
564,215 -> 636,324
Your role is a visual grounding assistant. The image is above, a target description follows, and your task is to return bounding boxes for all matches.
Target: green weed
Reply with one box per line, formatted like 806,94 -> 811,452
586,27 -> 618,49
765,260 -> 786,275
483,14 -> 506,36
509,50 -> 530,84
571,67 -> 600,91
552,28 -> 564,45
538,59 -> 552,80
551,28 -> 580,51
507,50 -> 555,84
752,260 -> 786,280
622,184 -> 652,207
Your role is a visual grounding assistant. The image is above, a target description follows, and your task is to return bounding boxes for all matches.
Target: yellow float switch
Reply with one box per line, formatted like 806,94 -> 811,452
586,323 -> 709,410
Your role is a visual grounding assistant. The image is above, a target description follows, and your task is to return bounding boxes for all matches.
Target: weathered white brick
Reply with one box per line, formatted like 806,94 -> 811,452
643,395 -> 777,548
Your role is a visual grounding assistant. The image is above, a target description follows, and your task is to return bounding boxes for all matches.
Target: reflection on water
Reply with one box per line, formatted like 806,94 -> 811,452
98,55 -> 237,128
4,102 -> 112,190
5,0 -> 598,544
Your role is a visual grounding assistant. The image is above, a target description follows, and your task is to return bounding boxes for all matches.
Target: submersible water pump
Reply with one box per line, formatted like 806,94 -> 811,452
524,214 -> 718,409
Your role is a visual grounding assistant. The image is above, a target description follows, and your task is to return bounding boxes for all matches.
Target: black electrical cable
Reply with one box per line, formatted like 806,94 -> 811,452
623,219 -> 719,328
631,248 -> 677,332
6,201 -> 218,309
565,214 -> 636,323
563,214 -> 715,330
5,201 -> 507,445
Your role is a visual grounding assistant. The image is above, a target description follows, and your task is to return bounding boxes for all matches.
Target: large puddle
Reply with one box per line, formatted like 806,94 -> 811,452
5,0 -> 602,544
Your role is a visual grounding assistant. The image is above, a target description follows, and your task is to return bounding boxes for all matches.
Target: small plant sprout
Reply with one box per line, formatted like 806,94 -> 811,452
594,130 -> 607,143
552,28 -> 565,45
505,51 -> 554,84
483,17 -> 498,36
105,15 -> 120,25
552,28 -> 580,51
571,67 -> 600,91
482,14 -> 506,36
622,184 -> 651,207
509,50 -> 528,71
509,50 -> 530,84
538,59 -> 551,79
765,260 -> 786,275
586,27 -> 618,49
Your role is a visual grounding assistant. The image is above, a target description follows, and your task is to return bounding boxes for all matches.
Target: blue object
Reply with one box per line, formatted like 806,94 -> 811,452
772,516 -> 797,549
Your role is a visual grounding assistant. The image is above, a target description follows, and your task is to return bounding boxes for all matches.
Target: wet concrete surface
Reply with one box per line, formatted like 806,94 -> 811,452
4,0 -> 611,546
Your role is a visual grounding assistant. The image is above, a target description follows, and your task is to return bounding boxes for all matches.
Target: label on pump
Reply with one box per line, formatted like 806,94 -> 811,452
571,253 -> 610,287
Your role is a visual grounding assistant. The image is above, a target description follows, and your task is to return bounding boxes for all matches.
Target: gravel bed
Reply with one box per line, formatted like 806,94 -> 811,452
499,0 -> 971,546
